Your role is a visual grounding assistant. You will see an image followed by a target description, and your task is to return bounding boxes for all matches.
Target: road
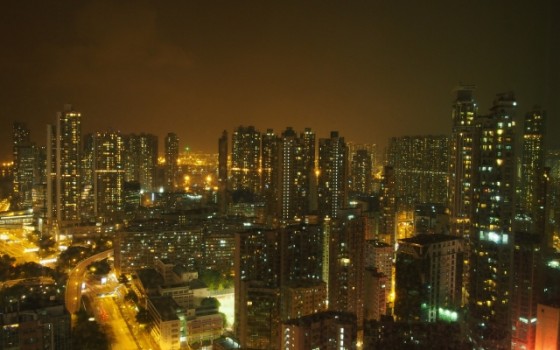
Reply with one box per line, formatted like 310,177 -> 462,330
95,296 -> 139,350
0,276 -> 55,289
65,249 -> 113,314
0,228 -> 39,264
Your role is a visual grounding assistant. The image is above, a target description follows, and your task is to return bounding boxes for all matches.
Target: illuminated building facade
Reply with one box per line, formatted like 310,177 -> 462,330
327,214 -> 365,334
511,232 -> 542,350
379,165 -> 397,244
365,239 -> 393,306
546,150 -> 560,250
46,105 -> 82,224
535,303 -> 560,350
261,128 -> 279,216
0,305 -> 71,350
114,225 -> 204,274
280,223 -> 323,284
448,85 -> 478,239
386,134 -> 449,211
281,311 -> 357,350
165,132 -> 179,191
395,234 -> 463,323
350,148 -> 373,195
231,125 -> 261,196
519,107 -> 547,235
318,131 -> 348,219
281,282 -> 327,321
235,222 -> 326,348
218,130 -> 228,215
278,127 -> 316,222
235,228 -> 282,349
364,268 -> 387,321
125,133 -> 158,192
468,92 -> 517,350
80,134 -> 95,220
93,131 -> 124,221
12,122 -> 33,209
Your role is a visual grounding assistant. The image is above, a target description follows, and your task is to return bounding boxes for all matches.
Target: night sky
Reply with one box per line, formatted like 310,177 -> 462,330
1,1 -> 558,160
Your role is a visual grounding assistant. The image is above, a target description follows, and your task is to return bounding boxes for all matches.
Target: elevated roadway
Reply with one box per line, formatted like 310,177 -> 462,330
65,249 -> 113,314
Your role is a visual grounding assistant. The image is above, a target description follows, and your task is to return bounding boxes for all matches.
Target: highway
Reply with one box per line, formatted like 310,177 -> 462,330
65,249 -> 113,314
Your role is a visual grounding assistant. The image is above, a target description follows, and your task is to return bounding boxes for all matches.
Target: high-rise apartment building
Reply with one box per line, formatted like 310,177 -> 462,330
468,92 -> 517,350
379,165 -> 397,245
318,131 -> 348,219
231,126 -> 261,196
546,149 -> 560,250
261,129 -> 279,216
235,227 -> 282,349
93,131 -> 125,221
281,311 -> 357,350
46,105 -> 82,224
218,130 -> 229,215
511,232 -> 542,350
164,132 -> 179,191
395,234 -> 463,323
12,122 -> 32,209
235,222 -> 327,348
125,133 -> 158,192
534,303 -> 560,350
327,214 -> 365,333
278,127 -> 316,222
350,149 -> 373,195
519,107 -> 547,235
15,144 -> 36,210
0,305 -> 71,350
449,85 -> 478,239
386,135 -> 449,211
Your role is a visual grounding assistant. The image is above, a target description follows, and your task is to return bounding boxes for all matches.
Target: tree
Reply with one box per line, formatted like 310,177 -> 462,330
87,259 -> 111,275
0,254 -> 16,280
136,307 -> 151,324
72,309 -> 111,350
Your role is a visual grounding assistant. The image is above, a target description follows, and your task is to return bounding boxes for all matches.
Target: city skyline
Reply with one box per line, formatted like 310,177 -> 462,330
1,1 -> 559,160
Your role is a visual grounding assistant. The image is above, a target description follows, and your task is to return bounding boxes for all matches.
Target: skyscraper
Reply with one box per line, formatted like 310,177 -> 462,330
519,107 -> 547,235
395,234 -> 463,323
468,92 -> 517,350
318,131 -> 348,219
386,135 -> 449,211
350,149 -> 372,195
164,132 -> 179,191
235,227 -> 282,349
448,85 -> 478,240
12,122 -> 32,209
46,105 -> 82,224
379,165 -> 397,245
327,214 -> 365,334
231,126 -> 261,196
278,127 -> 315,222
261,128 -> 279,217
124,133 -> 158,192
93,131 -> 124,222
511,231 -> 541,350
218,130 -> 229,215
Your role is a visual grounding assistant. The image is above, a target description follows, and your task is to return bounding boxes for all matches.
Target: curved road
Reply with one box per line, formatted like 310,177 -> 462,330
65,249 -> 113,314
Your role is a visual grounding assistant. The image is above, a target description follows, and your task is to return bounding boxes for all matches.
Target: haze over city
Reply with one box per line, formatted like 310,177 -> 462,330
1,1 -> 559,159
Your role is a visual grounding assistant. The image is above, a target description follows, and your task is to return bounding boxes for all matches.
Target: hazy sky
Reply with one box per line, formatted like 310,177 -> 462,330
1,1 -> 558,159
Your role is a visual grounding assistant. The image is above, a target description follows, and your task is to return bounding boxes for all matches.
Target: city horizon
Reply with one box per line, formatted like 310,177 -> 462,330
1,1 -> 558,160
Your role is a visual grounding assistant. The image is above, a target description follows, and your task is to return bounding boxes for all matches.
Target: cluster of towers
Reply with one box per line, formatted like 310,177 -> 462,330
11,105 -> 182,225
219,126 -> 377,223
449,87 -> 552,350
217,86 -> 558,349
7,85 -> 560,349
